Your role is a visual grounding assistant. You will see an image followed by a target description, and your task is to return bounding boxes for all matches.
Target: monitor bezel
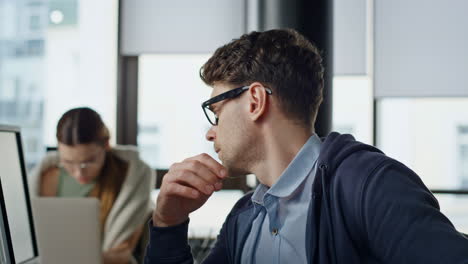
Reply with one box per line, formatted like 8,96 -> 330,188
0,125 -> 40,264
0,178 -> 13,264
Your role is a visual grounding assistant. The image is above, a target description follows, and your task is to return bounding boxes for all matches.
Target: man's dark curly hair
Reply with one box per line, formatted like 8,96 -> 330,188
200,28 -> 324,129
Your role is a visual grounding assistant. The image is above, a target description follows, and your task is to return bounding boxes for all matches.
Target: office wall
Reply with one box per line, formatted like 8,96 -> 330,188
120,0 -> 246,54
374,0 -> 468,97
333,0 -> 367,75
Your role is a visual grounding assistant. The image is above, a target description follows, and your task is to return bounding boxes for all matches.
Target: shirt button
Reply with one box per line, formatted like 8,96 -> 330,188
272,228 -> 278,236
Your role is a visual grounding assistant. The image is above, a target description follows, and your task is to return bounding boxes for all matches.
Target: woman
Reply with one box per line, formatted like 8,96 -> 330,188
30,107 -> 155,264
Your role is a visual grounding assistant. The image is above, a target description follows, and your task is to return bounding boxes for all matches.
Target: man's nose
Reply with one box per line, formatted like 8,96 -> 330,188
205,126 -> 216,141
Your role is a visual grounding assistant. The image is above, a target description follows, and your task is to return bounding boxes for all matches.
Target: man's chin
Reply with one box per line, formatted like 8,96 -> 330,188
225,166 -> 249,178
220,156 -> 250,177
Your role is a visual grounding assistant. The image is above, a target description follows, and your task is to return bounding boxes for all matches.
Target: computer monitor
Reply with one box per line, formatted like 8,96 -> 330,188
0,125 -> 40,264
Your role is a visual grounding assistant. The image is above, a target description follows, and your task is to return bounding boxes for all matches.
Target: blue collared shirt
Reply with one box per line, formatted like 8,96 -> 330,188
241,134 -> 322,264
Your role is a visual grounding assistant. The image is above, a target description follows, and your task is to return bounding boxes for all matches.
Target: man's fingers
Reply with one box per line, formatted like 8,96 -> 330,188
163,182 -> 200,199
185,153 -> 227,179
176,169 -> 216,195
154,154 -> 224,228
180,159 -> 221,186
163,154 -> 226,198
165,164 -> 214,195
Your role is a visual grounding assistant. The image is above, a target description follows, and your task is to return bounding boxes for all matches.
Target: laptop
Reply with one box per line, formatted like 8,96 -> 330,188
31,198 -> 102,264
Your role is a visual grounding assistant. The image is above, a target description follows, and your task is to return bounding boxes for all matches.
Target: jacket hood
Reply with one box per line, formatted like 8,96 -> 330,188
317,132 -> 383,174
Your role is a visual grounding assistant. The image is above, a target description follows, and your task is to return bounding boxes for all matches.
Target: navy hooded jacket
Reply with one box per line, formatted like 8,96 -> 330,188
145,132 -> 468,263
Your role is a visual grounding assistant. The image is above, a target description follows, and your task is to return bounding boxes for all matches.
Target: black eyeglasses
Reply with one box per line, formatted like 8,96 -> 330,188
201,85 -> 273,126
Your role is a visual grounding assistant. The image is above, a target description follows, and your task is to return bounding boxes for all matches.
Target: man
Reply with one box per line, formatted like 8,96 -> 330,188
145,29 -> 468,263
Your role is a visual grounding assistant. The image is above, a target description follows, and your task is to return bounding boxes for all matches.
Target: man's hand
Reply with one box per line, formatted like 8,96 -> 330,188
153,153 -> 227,227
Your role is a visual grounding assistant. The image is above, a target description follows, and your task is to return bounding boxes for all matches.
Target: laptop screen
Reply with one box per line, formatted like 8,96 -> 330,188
0,126 -> 39,264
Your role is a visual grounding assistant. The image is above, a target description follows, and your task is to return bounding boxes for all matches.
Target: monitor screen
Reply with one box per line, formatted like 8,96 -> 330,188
0,127 -> 39,264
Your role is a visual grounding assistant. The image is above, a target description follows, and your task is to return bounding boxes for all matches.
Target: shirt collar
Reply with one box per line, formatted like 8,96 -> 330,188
252,134 -> 322,203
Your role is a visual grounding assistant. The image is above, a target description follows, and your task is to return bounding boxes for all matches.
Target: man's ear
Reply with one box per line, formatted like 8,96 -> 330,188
247,82 -> 269,122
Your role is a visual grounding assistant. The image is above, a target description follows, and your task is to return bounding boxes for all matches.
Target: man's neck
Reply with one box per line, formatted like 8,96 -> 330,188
252,122 -> 313,187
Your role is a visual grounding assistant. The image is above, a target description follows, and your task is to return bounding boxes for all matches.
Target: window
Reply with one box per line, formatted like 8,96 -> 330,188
458,126 -> 468,188
377,98 -> 468,190
29,15 -> 41,31
332,76 -> 373,145
26,39 -> 43,56
138,54 -> 216,168
0,0 -> 118,168
48,0 -> 79,26
435,194 -> 468,233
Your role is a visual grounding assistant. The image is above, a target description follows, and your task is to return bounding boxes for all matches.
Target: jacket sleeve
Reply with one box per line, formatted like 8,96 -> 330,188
144,218 -> 229,264
362,160 -> 468,264
144,220 -> 193,264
